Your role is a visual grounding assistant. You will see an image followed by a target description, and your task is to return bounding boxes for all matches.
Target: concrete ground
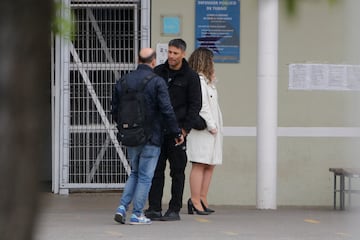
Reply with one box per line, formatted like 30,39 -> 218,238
34,192 -> 360,240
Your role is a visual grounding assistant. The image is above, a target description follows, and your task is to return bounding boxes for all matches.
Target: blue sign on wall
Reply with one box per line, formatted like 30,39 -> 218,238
195,0 -> 240,63
162,16 -> 181,36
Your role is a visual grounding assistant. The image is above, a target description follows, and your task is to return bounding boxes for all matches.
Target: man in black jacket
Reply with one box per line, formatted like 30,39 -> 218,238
145,39 -> 202,221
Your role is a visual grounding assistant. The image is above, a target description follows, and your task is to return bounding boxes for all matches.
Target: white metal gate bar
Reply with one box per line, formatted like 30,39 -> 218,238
86,8 -> 120,80
60,0 -> 71,194
89,136 -> 111,181
69,42 -> 130,175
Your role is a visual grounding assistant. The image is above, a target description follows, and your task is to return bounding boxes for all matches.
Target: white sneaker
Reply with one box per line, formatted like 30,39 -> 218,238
129,214 -> 152,225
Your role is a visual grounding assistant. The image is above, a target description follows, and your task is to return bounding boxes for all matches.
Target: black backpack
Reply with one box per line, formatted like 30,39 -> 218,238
116,73 -> 156,146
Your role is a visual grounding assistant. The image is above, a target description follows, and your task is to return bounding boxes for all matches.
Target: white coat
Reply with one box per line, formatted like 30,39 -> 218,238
187,75 -> 223,165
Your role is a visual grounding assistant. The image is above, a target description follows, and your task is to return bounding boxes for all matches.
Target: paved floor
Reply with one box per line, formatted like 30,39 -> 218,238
34,193 -> 360,240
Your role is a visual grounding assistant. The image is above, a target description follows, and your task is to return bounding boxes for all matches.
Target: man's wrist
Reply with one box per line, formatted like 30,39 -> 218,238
181,128 -> 188,137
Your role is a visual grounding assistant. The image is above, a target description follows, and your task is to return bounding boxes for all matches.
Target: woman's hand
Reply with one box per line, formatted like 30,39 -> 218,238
209,128 -> 218,135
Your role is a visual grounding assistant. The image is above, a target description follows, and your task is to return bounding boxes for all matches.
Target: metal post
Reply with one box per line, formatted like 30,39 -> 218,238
59,0 -> 71,195
340,175 -> 345,210
53,30 -> 61,194
348,177 -> 351,208
141,0 -> 151,48
333,173 -> 337,209
256,0 -> 279,210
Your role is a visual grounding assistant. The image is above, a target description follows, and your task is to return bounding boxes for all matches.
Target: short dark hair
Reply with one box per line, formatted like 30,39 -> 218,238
138,51 -> 156,64
168,38 -> 186,51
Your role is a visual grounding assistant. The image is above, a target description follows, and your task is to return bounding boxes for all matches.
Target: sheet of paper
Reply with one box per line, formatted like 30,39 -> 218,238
156,43 -> 168,65
289,63 -> 360,91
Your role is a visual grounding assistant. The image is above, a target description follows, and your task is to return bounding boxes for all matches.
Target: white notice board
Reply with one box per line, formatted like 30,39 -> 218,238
156,43 -> 168,66
289,64 -> 360,91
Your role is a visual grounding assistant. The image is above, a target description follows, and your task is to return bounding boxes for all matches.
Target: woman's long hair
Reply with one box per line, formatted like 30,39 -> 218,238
188,47 -> 214,82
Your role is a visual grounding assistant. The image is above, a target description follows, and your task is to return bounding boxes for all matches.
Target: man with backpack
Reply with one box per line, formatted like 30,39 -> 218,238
111,47 -> 184,225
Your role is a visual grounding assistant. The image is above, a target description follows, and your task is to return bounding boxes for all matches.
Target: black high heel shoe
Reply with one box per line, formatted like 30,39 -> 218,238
187,199 -> 210,215
201,200 -> 215,213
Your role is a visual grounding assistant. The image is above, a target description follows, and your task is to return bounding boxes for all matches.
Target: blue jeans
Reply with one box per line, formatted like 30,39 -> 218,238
120,144 -> 160,216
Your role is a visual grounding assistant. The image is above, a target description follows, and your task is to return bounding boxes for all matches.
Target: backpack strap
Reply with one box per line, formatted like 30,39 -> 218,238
120,72 -> 157,92
139,72 -> 157,91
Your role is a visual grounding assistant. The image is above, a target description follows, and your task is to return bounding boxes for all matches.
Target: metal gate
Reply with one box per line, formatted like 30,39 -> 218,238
52,0 -> 150,194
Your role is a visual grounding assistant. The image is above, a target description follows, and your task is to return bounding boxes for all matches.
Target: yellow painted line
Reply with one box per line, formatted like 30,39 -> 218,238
105,231 -> 124,237
223,231 -> 239,236
335,232 -> 352,237
195,217 -> 211,223
304,219 -> 320,224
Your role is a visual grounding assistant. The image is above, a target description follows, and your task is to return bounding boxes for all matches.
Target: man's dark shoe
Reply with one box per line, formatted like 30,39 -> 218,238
161,209 -> 180,221
144,209 -> 162,221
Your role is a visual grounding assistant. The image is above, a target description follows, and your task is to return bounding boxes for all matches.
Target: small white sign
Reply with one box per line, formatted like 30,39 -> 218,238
156,43 -> 168,66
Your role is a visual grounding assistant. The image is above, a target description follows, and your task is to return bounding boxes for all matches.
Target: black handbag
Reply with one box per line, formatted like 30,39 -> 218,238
192,115 -> 207,130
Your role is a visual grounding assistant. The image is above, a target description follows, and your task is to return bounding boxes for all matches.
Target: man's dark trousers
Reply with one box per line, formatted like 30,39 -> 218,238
148,135 -> 187,212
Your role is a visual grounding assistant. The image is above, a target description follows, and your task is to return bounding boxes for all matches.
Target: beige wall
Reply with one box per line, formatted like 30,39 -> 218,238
151,0 -> 360,206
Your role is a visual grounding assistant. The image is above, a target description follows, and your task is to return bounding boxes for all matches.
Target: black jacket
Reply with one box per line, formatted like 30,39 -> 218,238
111,64 -> 181,146
154,59 -> 202,134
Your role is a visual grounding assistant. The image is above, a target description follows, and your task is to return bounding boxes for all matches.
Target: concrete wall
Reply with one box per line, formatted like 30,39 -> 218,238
151,0 -> 360,206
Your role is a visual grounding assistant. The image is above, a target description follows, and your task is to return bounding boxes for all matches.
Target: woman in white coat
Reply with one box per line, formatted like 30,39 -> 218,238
187,47 -> 223,215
